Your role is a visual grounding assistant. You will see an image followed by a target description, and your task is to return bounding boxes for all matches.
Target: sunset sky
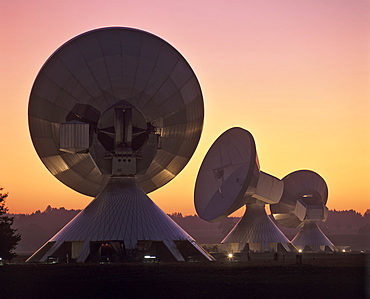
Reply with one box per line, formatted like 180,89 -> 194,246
1,0 -> 369,216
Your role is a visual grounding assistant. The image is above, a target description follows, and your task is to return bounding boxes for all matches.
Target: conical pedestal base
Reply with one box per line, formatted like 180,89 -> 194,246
292,221 -> 335,252
27,177 -> 214,263
222,202 -> 294,253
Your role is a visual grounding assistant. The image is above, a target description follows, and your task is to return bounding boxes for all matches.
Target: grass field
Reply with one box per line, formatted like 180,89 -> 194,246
0,253 -> 368,298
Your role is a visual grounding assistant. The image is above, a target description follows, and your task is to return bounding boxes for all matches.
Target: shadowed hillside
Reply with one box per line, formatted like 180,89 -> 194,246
10,206 -> 80,254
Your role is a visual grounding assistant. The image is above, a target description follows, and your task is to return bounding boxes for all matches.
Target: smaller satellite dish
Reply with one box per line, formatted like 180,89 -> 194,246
270,170 -> 328,228
271,170 -> 335,251
194,127 -> 260,222
194,127 -> 292,253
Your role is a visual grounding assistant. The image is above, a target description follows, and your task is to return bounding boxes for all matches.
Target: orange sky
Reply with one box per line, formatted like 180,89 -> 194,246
1,0 -> 369,216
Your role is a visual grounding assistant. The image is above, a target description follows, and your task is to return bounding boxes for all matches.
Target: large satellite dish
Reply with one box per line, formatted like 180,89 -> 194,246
195,127 -> 293,253
271,170 -> 335,252
27,27 -> 213,262
29,27 -> 204,197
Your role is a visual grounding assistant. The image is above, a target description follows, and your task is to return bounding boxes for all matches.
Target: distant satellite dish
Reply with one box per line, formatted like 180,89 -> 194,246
271,170 -> 335,252
27,27 -> 213,263
195,127 -> 293,253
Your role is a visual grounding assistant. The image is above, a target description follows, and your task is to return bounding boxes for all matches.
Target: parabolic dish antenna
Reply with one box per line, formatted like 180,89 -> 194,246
195,127 -> 293,253
194,127 -> 260,222
28,27 -> 204,197
271,170 -> 335,252
27,27 -> 213,263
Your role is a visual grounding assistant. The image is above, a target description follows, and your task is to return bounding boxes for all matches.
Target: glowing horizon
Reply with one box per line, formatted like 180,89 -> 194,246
0,0 -> 369,216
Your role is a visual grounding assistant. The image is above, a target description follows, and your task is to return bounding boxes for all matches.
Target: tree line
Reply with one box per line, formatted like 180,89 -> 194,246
2,186 -> 369,259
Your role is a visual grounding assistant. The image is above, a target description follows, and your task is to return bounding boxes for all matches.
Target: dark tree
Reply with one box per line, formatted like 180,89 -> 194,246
0,188 -> 21,260
364,209 -> 370,223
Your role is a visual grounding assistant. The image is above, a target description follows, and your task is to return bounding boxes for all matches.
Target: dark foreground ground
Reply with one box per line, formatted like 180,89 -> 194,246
0,253 -> 368,299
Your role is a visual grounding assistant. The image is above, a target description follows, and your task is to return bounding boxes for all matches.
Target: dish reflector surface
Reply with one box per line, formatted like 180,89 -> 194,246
29,27 -> 204,196
194,127 -> 259,222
